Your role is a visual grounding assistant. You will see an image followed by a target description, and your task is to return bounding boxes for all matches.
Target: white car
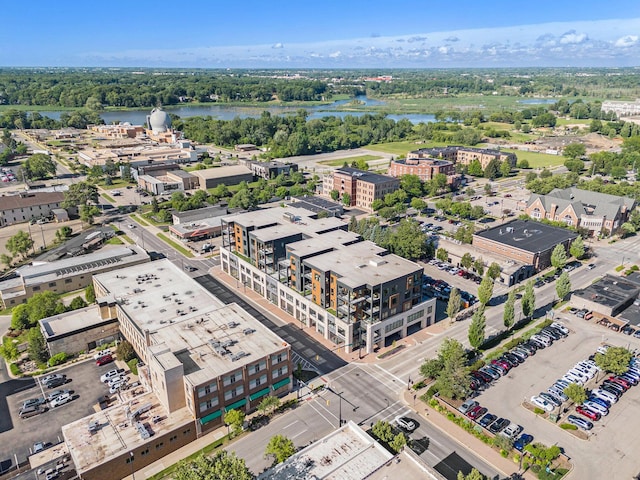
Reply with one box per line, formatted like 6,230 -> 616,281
583,401 -> 609,416
562,373 -> 585,386
93,349 -> 112,361
530,396 -> 554,412
500,423 -> 523,439
107,375 -> 127,387
109,381 -> 127,394
128,224 -> 136,229
592,389 -> 618,404
395,416 -> 417,432
597,345 -> 611,355
50,393 -> 71,408
100,369 -> 123,383
551,322 -> 569,335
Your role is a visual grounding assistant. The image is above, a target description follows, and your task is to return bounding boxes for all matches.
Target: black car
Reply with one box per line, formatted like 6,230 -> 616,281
488,417 -> 510,434
504,352 -> 523,365
499,356 -> 517,368
510,349 -> 528,362
601,383 -> 624,396
527,337 -> 547,350
622,325 -> 636,336
518,343 -> 536,355
45,377 -> 66,389
478,413 -> 497,428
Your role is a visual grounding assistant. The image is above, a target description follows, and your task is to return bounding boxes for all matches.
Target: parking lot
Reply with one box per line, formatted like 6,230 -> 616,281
1,359 -> 129,465
472,315 -> 640,480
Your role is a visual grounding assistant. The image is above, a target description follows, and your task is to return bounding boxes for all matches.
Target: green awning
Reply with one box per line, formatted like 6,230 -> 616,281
199,410 -> 222,425
272,377 -> 291,391
224,398 -> 247,411
250,387 -> 271,401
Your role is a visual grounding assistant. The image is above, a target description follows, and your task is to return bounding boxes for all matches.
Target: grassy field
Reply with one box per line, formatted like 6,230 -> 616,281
366,140 -> 453,156
101,193 -> 115,203
503,149 -> 566,168
317,154 -> 382,166
556,118 -> 591,126
130,214 -> 150,227
156,233 -> 194,258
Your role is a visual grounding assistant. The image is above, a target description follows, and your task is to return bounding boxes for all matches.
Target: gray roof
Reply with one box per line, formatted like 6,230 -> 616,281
527,187 -> 635,220
173,205 -> 228,224
474,219 -> 578,254
334,167 -> 399,185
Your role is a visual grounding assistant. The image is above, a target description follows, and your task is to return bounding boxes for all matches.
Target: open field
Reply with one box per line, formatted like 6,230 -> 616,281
317,154 -> 381,166
503,148 -> 566,168
366,140 -> 450,156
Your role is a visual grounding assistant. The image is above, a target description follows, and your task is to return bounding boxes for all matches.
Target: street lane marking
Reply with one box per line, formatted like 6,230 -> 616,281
282,421 -> 298,429
307,400 -> 338,426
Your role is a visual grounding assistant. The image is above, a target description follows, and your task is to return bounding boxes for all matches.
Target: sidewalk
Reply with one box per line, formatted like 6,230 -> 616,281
400,389 -> 537,480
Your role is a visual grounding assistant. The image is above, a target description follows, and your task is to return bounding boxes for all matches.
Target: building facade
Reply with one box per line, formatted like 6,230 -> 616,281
602,99 -> 640,118
0,191 -> 65,226
220,206 -> 436,353
238,158 -> 298,179
388,157 -> 456,182
323,167 -> 400,212
193,165 -> 254,190
525,187 -> 635,237
409,146 -> 516,170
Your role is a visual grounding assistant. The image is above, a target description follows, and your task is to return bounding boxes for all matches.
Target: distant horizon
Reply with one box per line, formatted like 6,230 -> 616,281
2,1 -> 640,68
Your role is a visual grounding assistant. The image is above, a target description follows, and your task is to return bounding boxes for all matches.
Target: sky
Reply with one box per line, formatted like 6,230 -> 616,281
3,0 -> 640,68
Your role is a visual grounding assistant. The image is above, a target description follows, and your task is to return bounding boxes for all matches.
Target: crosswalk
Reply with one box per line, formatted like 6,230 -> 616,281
291,351 -> 320,375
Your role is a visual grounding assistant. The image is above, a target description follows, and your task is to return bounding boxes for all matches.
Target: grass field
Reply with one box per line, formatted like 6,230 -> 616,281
156,233 -> 194,258
130,214 -> 150,227
366,140 -> 453,156
556,118 -> 591,126
317,154 -> 382,166
503,149 -> 566,168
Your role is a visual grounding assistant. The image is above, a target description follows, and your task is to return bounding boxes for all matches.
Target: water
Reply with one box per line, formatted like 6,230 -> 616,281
35,95 -> 437,124
517,99 -> 557,105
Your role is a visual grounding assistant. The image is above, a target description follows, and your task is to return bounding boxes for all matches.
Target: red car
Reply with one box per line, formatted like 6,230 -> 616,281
608,376 -> 632,389
491,359 -> 511,372
576,405 -> 601,421
467,405 -> 487,420
96,354 -> 114,366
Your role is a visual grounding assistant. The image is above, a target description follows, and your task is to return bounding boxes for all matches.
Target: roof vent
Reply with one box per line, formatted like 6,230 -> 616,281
243,328 -> 256,335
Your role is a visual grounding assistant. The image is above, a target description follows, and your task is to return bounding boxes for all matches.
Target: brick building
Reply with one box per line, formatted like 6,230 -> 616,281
322,167 -> 400,211
409,146 -> 516,170
388,157 -> 456,182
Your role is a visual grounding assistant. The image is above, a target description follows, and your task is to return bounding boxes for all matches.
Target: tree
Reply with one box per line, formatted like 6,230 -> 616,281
400,174 -> 423,198
173,452 -> 253,480
563,143 -> 586,160
116,340 -> 137,362
595,346 -> 633,374
0,337 -> 19,361
447,288 -> 462,320
0,253 -> 12,270
474,258 -> 485,277
79,204 -> 100,225
23,153 -> 56,180
151,196 -> 159,213
484,159 -> 501,179
563,383 -> 586,405
228,189 -> 256,210
13,291 -> 65,330
468,305 -> 486,350
85,283 -> 96,303
569,237 -> 585,260
503,290 -> 516,330
460,252 -> 473,270
265,434 -> 296,465
341,192 -> 351,206
62,182 -> 98,209
6,230 -> 33,260
55,226 -> 73,243
348,216 -> 357,232
372,420 -> 394,443
487,262 -> 501,280
477,275 -> 494,306
620,222 -> 636,238
389,220 -> 429,260
483,183 -> 493,196
224,409 -> 245,438
68,296 -> 87,311
27,327 -> 49,364
389,432 -> 407,453
467,159 -> 483,177
517,159 -> 530,169
555,272 -> 571,300
436,248 -> 448,263
330,189 -> 340,201
499,160 -> 512,178
550,244 -> 568,271
457,468 -> 485,480
258,396 -> 281,416
419,337 -> 470,399
521,280 -> 536,319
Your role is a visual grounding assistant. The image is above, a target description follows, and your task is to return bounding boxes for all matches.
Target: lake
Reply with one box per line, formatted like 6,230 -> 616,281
35,95 -> 437,125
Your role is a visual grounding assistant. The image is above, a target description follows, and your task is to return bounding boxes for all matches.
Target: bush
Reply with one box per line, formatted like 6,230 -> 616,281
469,358 -> 486,371
48,352 -> 68,367
412,380 -> 427,390
560,423 -> 578,430
9,362 -> 20,376
500,449 -> 509,458
127,358 -> 139,375
424,385 -> 439,399
504,338 -> 523,350
534,407 -> 545,415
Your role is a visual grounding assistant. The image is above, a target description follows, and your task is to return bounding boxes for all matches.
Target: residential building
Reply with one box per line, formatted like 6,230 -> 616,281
259,421 -> 442,480
0,245 -> 149,308
238,158 -> 298,179
409,146 -> 516,170
192,165 -> 254,190
602,99 -> 640,117
287,195 -> 344,217
525,187 -> 636,237
92,260 -> 292,433
220,206 -> 436,353
0,191 -> 65,226
472,219 -> 578,271
388,157 -> 457,182
322,167 -> 400,212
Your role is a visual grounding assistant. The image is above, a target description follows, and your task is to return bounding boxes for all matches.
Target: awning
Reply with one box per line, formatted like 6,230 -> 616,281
199,410 -> 222,425
272,377 -> 291,391
250,387 -> 271,401
224,398 -> 247,411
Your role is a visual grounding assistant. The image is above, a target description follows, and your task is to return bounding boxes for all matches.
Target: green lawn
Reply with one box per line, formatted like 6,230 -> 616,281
101,193 -> 115,203
318,154 -> 382,166
503,149 -> 566,169
156,233 -> 194,258
556,118 -> 591,126
130,214 -> 150,227
367,140 -> 453,156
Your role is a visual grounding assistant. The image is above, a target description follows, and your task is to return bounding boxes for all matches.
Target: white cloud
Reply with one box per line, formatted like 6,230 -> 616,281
328,50 -> 341,58
272,43 -> 284,49
559,30 -> 588,45
615,35 -> 638,47
438,46 -> 451,55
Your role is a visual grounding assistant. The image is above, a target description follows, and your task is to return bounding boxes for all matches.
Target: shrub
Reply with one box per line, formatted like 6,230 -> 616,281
412,380 -> 427,390
560,423 -> 578,430
534,407 -> 545,415
631,265 -> 639,272
127,358 -> 139,375
513,453 -> 521,464
615,265 -> 624,272
117,340 -> 136,362
9,362 -> 21,376
500,449 -> 509,458
425,385 -> 439,399
469,358 -> 486,371
504,338 -> 523,350
48,352 -> 68,367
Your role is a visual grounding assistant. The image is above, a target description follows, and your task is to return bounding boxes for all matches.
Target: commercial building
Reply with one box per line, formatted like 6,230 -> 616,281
92,260 -> 292,433
322,167 -> 400,212
78,144 -> 196,169
172,205 -> 228,225
220,206 -> 436,353
238,158 -> 298,179
409,146 -> 516,170
137,170 -> 199,195
388,157 -> 456,182
602,99 -> 640,117
88,123 -> 145,139
525,187 -> 635,237
287,195 -> 344,217
472,219 -> 578,271
192,165 -> 254,190
571,274 -> 640,321
0,245 -> 149,308
0,191 -> 65,226
259,421 -> 442,480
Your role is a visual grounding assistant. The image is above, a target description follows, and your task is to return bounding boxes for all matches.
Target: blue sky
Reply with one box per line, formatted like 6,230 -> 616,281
3,0 -> 640,67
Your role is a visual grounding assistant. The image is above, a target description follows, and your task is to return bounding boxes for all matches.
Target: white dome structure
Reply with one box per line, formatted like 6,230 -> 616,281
147,108 -> 172,134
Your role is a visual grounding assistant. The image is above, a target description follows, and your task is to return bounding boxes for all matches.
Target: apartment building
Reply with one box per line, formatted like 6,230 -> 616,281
0,191 -> 65,226
602,99 -> 640,117
388,157 -> 456,182
525,187 -> 636,237
323,167 -> 400,211
409,146 -> 516,170
220,206 -> 436,353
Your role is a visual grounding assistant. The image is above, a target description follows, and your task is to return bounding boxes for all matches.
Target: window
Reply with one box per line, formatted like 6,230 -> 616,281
48,282 -> 56,287
198,382 -> 218,397
33,286 -> 40,291
249,374 -> 267,389
169,435 -> 178,443
183,428 -> 191,435
155,442 -> 164,450
271,353 -> 285,364
252,361 -> 266,374
199,397 -> 219,412
223,371 -> 241,386
273,365 -> 288,378
126,456 -> 134,464
224,386 -> 244,400
140,448 -> 149,456
64,279 -> 72,284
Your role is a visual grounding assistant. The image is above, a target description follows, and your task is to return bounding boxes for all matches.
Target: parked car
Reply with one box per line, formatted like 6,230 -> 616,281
47,390 -> 71,403
458,399 -> 479,415
567,414 -> 593,430
583,401 -> 609,416
488,417 -> 510,434
576,405 -> 601,421
395,416 -> 417,432
513,433 -> 534,452
96,354 -> 114,366
530,396 -> 554,412
592,389 -> 618,404
22,398 -> 45,409
478,413 -> 497,428
41,374 -> 65,387
93,349 -> 112,360
539,392 -> 562,407
500,423 -> 523,440
50,393 -> 72,408
467,406 -> 487,420
587,263 -> 596,270
101,369 -> 124,383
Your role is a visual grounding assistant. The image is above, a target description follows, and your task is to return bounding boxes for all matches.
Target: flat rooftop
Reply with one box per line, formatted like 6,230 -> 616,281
573,274 -> 640,310
40,305 -> 116,340
304,241 -> 421,289
287,230 -> 362,259
93,260 -> 288,386
170,216 -> 224,235
192,165 -> 252,179
258,421 -> 392,480
474,219 -> 578,254
223,205 -> 317,230
63,391 -> 193,474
